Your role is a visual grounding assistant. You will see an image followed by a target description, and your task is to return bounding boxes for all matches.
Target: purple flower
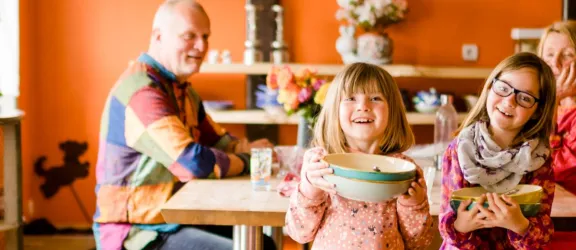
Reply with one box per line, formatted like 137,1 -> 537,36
312,79 -> 326,91
297,87 -> 313,103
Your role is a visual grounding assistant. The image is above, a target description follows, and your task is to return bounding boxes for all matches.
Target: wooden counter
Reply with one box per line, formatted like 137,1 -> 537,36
162,176 -> 288,227
162,171 -> 576,225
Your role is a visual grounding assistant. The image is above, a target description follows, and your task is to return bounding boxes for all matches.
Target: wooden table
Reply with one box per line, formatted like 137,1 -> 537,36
161,176 -> 288,250
162,169 -> 576,250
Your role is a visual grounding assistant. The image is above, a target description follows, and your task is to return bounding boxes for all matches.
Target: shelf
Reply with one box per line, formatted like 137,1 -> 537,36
199,63 -> 492,79
207,109 -> 468,125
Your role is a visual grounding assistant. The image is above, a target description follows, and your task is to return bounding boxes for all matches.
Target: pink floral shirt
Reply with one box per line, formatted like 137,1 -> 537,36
439,140 -> 555,250
551,105 -> 576,195
285,153 -> 434,250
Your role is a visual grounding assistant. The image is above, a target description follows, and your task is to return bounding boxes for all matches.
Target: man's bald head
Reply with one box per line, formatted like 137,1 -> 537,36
148,0 -> 211,81
152,0 -> 208,30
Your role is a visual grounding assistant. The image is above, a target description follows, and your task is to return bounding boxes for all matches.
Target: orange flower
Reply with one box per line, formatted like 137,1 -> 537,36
277,84 -> 301,112
295,68 -> 317,81
266,66 -> 280,90
277,67 -> 295,89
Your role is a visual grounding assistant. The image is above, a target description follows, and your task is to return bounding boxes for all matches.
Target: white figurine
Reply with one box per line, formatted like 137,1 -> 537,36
207,49 -> 219,64
335,25 -> 357,64
221,50 -> 232,64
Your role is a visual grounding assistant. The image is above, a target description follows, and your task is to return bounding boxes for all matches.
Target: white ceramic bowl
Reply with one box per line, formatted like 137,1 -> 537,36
324,174 -> 413,202
414,104 -> 439,114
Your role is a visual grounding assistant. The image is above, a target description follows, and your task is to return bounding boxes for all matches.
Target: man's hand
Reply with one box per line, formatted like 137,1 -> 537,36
235,138 -> 274,154
235,138 -> 251,154
249,138 -> 274,149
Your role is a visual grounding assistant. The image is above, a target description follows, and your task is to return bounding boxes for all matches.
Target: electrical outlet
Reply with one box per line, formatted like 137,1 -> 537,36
462,44 -> 478,61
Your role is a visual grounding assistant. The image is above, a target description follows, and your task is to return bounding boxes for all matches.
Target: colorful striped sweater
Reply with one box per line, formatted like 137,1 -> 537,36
92,53 -> 248,249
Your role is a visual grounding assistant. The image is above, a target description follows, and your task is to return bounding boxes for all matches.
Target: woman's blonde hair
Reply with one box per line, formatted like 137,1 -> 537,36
458,52 -> 556,147
311,62 -> 414,154
537,20 -> 576,57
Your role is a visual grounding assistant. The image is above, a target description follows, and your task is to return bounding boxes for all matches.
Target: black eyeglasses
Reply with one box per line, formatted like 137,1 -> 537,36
491,78 -> 540,108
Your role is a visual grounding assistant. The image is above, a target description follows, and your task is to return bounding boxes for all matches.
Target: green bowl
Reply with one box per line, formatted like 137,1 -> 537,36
451,185 -> 543,204
449,199 -> 541,217
322,153 -> 416,182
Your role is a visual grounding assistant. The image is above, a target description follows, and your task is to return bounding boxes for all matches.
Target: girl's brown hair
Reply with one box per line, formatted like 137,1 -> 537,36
311,62 -> 414,154
458,52 -> 556,147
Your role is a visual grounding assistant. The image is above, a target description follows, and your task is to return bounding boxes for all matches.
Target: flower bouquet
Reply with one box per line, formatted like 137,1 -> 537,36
335,0 -> 408,32
265,66 -> 331,125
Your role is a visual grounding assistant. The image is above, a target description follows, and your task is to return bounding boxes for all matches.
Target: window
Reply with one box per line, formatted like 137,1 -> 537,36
0,0 -> 19,111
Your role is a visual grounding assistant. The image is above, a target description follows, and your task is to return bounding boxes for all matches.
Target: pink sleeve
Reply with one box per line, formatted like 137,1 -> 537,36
438,140 -> 482,249
507,160 -> 555,249
284,183 -> 329,244
551,106 -> 576,192
552,105 -> 576,150
395,155 -> 434,249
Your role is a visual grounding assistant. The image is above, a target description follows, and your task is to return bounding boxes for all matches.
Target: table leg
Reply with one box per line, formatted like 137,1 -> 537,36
233,225 -> 243,250
238,225 -> 263,250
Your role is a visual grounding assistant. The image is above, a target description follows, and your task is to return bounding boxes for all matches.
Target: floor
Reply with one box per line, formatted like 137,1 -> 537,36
20,235 -> 301,250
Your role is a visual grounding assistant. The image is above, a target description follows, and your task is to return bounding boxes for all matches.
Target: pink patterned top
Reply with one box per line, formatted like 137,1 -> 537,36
285,153 -> 434,250
550,105 -> 576,195
439,140 -> 555,250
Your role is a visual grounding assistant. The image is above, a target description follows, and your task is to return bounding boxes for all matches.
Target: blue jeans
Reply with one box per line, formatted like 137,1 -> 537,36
149,225 -> 277,250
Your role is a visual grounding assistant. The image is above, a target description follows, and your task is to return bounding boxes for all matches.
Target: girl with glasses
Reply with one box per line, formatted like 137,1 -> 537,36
438,52 -> 557,249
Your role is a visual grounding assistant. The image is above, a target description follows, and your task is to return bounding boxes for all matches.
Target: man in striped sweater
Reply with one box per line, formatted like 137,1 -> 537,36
92,1 -> 275,249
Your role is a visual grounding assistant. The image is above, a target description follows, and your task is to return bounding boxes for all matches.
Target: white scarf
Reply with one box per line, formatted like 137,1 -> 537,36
457,121 -> 549,193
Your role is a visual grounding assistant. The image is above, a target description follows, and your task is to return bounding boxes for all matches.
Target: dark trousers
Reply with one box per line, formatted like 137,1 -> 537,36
147,225 -> 278,250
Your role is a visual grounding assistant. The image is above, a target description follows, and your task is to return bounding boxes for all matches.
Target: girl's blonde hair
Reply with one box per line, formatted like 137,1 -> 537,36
458,52 -> 556,147
537,20 -> 576,57
311,62 -> 414,154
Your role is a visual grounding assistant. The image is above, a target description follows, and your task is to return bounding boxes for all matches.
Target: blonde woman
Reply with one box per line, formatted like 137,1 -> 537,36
285,62 -> 433,250
539,21 -> 576,195
438,52 -> 556,249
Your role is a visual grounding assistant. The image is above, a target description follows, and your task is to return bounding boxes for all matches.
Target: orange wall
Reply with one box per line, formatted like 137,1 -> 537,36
18,0 -> 561,227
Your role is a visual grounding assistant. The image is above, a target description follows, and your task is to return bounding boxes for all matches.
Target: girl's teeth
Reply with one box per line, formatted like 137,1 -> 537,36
353,119 -> 373,123
497,107 -> 512,117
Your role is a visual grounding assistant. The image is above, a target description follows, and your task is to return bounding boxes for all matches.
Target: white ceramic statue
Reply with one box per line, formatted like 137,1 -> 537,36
335,25 -> 357,64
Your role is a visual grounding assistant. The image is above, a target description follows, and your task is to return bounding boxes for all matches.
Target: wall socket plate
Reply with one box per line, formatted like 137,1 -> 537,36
462,44 -> 478,61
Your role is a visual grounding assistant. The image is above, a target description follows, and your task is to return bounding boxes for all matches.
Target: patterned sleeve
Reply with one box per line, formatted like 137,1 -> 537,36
284,183 -> 330,244
507,160 -> 555,249
395,155 -> 434,249
438,140 -> 482,249
192,89 -> 240,153
120,63 -> 244,181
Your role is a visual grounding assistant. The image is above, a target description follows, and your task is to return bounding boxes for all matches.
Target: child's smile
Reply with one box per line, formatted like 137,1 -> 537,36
352,116 -> 375,124
495,106 -> 514,118
486,67 -> 540,145
339,92 -> 388,150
